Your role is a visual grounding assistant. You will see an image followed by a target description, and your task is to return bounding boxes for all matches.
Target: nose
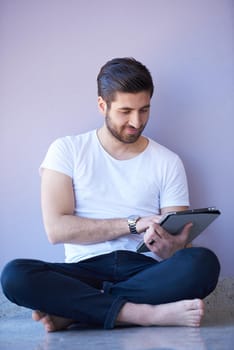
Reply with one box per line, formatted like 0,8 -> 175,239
128,112 -> 142,129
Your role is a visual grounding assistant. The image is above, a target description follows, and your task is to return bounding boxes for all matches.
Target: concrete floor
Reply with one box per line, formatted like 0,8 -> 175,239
1,278 -> 234,350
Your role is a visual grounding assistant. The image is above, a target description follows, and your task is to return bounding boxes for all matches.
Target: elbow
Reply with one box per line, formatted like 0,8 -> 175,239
45,224 -> 62,245
47,233 -> 59,245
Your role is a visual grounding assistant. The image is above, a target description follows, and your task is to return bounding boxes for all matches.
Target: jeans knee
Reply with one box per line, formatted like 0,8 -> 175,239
1,259 -> 30,302
196,247 -> 220,280
183,247 -> 220,296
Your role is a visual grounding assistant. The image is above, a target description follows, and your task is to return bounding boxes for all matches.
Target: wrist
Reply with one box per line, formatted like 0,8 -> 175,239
127,215 -> 141,235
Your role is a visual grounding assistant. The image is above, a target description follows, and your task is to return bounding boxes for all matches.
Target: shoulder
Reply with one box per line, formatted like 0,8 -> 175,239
147,138 -> 180,161
40,130 -> 97,177
49,130 -> 96,153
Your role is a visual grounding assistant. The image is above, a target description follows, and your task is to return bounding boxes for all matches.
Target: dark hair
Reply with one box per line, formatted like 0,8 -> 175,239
97,57 -> 154,106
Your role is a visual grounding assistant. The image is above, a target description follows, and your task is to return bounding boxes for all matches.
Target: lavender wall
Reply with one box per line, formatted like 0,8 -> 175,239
1,0 -> 233,276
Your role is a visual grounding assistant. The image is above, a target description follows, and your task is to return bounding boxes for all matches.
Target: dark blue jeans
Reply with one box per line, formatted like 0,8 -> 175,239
1,248 -> 220,329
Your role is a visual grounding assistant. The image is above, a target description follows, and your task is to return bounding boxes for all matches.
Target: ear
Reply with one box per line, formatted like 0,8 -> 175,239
98,96 -> 107,116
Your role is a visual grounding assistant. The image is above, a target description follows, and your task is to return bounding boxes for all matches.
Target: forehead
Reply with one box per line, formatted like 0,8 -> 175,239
110,91 -> 151,109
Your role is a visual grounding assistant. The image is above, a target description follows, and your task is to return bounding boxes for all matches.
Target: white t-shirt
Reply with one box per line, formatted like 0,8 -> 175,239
40,130 -> 189,262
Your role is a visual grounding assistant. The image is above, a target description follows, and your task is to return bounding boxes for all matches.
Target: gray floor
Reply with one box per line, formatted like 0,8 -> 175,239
1,278 -> 234,350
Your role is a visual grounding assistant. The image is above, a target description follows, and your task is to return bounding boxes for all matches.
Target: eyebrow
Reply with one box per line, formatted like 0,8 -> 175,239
117,104 -> 151,111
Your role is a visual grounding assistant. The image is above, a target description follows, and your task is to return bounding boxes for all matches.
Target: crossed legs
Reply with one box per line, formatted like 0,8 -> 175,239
1,248 -> 220,332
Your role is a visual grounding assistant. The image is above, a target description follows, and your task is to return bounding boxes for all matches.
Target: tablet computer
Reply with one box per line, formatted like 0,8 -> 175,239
136,207 -> 221,253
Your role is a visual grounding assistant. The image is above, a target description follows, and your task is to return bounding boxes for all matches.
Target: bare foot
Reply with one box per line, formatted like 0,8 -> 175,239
32,310 -> 74,332
117,299 -> 205,327
151,299 -> 205,327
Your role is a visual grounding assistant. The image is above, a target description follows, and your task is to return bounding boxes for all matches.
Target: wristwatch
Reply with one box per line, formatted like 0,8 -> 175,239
127,215 -> 141,234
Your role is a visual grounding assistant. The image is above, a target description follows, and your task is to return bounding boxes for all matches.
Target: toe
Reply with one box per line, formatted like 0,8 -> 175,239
32,310 -> 46,321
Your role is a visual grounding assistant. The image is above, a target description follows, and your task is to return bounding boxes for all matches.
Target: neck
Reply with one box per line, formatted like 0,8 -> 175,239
97,126 -> 149,160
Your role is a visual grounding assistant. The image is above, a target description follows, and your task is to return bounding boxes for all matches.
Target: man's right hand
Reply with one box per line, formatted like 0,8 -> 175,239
136,215 -> 162,234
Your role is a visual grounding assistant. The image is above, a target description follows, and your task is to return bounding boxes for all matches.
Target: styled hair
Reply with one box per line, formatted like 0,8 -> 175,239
97,57 -> 154,106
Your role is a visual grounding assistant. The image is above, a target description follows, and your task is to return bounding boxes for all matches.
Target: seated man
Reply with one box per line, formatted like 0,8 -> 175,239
1,57 -> 220,332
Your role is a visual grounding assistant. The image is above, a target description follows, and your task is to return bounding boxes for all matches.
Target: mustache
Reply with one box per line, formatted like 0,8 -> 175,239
125,124 -> 145,131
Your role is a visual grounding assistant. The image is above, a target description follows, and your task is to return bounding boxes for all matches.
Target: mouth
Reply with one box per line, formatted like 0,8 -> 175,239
125,126 -> 142,135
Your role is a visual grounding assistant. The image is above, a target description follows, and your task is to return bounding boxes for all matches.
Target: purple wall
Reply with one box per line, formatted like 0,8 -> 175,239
1,0 -> 233,276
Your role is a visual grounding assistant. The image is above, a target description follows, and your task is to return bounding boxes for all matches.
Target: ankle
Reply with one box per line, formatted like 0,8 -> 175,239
117,302 -> 154,326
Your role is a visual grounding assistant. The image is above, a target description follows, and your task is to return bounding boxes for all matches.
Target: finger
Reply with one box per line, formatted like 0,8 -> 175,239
149,239 -> 155,245
144,224 -> 161,246
178,223 -> 193,245
151,215 -> 163,224
153,223 -> 168,238
181,222 -> 193,236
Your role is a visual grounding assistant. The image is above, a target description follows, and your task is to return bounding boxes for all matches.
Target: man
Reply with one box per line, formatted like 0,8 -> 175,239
1,57 -> 220,332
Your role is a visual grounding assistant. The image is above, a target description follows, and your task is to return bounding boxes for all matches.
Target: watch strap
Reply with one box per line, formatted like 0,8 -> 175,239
128,215 -> 140,234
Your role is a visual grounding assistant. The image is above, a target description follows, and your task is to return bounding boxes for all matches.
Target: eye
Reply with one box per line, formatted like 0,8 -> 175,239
120,110 -> 131,115
140,108 -> 149,113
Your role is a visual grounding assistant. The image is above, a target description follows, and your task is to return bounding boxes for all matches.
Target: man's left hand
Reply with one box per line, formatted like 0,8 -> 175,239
143,222 -> 193,259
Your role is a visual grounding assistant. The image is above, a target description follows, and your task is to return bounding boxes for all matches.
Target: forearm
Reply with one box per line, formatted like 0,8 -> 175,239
44,214 -> 130,244
41,169 -> 160,245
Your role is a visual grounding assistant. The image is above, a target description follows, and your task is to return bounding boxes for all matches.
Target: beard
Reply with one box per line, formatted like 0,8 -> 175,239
105,114 -> 147,144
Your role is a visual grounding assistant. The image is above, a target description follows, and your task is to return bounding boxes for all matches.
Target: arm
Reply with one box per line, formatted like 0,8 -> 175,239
41,168 -> 159,244
160,206 -> 189,215
142,153 -> 191,257
41,168 -> 128,244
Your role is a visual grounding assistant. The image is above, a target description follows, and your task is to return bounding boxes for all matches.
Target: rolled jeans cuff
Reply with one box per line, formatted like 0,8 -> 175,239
104,296 -> 127,329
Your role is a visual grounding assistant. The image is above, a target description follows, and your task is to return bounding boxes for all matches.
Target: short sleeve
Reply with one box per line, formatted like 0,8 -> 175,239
39,137 -> 74,178
160,155 -> 190,208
